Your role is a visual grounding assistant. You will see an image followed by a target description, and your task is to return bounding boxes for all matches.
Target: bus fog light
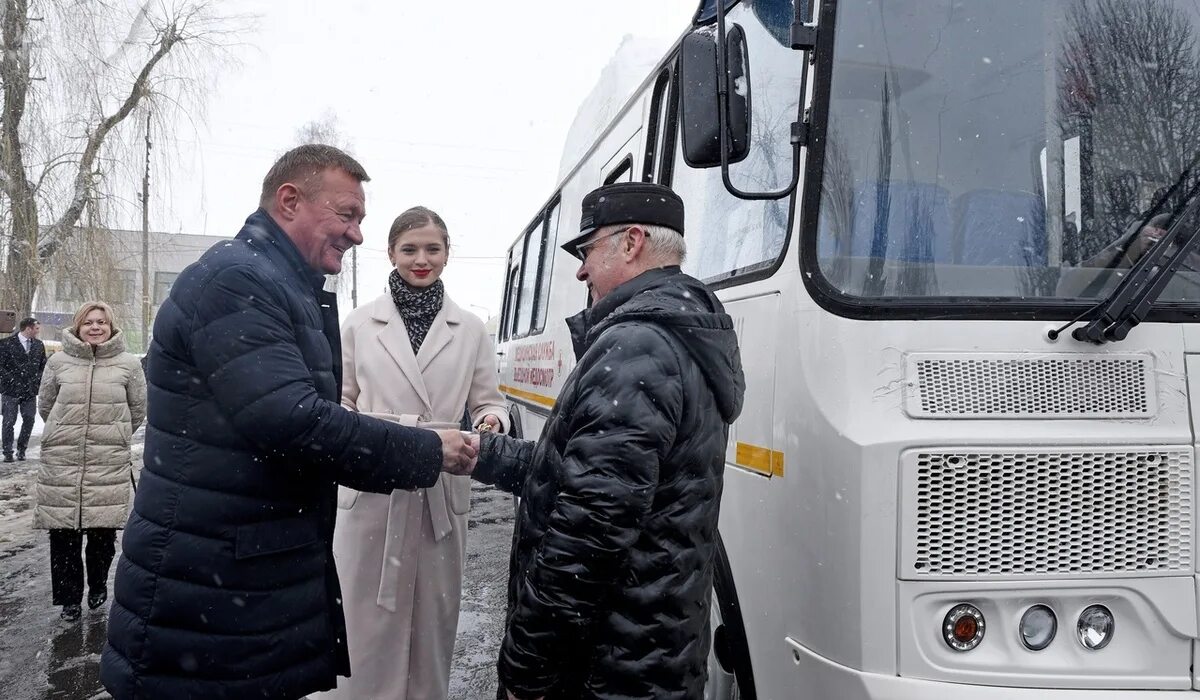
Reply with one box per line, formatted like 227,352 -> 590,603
1076,605 -> 1114,650
1019,605 -> 1057,651
942,604 -> 985,651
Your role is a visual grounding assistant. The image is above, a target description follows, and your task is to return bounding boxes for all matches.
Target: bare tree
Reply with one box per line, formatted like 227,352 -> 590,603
1058,0 -> 1200,261
46,210 -> 128,324
820,127 -> 855,287
863,76 -> 894,298
0,0 -> 243,314
295,110 -> 354,153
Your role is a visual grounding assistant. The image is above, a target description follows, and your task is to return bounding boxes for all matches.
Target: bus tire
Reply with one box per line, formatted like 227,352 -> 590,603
505,407 -> 524,514
706,533 -> 757,700
507,406 -> 523,438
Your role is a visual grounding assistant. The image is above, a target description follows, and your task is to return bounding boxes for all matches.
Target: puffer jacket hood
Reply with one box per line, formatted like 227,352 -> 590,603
583,268 -> 744,424
60,326 -> 128,359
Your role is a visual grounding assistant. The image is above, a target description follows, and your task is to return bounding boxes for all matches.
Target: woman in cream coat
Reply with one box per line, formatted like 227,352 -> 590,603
319,207 -> 508,700
35,301 -> 145,622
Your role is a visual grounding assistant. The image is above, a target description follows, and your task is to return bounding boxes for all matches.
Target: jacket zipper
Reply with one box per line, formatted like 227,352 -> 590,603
77,355 -> 96,529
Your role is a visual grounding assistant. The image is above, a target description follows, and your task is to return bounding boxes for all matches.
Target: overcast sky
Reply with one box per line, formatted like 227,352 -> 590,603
139,0 -> 697,319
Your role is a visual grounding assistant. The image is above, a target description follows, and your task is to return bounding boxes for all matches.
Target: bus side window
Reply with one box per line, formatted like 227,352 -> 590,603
658,66 -> 681,186
515,217 -> 544,336
500,254 -> 520,342
669,117 -> 790,281
643,69 -> 672,183
534,199 -> 562,334
506,195 -> 563,339
604,156 -> 633,185
666,1 -> 800,283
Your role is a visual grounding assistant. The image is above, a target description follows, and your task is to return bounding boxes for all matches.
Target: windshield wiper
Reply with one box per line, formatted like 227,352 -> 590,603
1072,177 -> 1200,344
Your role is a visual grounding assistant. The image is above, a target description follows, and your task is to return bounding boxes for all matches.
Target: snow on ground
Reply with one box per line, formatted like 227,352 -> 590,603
0,442 -> 41,554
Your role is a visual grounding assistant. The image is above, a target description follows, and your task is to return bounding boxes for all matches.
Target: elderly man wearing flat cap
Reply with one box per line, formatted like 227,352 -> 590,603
471,181 -> 746,700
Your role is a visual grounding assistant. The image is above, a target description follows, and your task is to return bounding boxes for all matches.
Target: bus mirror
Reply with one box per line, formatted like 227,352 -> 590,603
680,25 -> 751,169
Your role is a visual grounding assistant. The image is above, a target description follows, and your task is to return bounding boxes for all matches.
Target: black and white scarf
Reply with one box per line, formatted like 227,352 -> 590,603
388,270 -> 445,355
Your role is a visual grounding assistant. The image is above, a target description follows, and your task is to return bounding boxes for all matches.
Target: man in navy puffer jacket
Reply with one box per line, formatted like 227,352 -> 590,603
100,145 -> 477,699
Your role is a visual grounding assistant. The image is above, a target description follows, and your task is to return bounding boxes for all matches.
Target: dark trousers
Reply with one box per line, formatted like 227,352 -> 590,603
49,528 -> 117,606
1,394 -> 36,456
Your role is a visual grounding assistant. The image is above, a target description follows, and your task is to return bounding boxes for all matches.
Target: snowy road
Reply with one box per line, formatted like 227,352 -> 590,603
0,431 -> 514,700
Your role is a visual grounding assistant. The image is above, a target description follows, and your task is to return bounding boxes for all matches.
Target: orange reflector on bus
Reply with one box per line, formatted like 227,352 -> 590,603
943,603 -> 985,651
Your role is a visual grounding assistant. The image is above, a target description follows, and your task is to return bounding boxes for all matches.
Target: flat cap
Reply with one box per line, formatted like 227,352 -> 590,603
562,182 -> 685,258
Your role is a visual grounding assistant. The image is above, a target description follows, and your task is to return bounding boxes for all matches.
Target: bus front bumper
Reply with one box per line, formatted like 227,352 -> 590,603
787,638 -> 1199,699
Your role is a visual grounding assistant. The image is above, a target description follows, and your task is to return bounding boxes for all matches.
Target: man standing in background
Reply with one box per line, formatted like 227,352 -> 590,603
0,317 -> 46,463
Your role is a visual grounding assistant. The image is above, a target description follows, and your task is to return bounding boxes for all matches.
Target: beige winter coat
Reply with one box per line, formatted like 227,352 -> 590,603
34,328 -> 146,530
315,293 -> 507,700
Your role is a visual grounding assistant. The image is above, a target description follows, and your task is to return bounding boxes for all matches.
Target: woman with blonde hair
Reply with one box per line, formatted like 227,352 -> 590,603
35,301 -> 145,622
316,206 -> 507,699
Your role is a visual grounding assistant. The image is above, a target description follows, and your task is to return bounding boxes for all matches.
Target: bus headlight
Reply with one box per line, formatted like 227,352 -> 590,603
942,603 -> 985,651
1019,605 -> 1057,651
1076,605 -> 1114,650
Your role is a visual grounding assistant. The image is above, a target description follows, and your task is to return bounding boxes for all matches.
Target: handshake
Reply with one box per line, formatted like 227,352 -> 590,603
434,413 -> 498,476
435,429 -> 480,476
432,415 -> 496,475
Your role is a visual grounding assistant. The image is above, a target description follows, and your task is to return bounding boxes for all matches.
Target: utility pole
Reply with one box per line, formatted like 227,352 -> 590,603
351,246 -> 358,308
141,111 -> 152,352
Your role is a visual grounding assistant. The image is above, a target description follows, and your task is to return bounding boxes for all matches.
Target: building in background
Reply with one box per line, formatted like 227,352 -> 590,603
484,314 -> 498,347
32,228 -> 229,352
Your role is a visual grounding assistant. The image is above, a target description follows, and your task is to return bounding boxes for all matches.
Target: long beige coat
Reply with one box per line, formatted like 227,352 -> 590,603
317,293 -> 507,700
34,329 -> 146,530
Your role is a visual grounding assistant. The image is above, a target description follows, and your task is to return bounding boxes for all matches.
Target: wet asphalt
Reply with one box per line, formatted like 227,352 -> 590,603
0,434 -> 514,700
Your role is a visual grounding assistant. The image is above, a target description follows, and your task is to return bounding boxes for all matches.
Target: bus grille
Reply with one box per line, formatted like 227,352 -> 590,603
905,448 -> 1192,578
905,354 -> 1153,419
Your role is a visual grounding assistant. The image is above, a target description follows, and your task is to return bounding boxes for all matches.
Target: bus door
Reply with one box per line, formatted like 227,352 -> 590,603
668,0 -> 807,485
721,293 -> 782,479
668,2 -> 814,691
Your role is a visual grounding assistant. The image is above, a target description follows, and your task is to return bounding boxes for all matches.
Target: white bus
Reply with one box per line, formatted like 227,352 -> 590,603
494,0 -> 1200,697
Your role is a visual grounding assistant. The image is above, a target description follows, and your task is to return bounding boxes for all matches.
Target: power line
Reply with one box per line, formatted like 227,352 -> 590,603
208,119 -> 533,155
169,136 -> 543,177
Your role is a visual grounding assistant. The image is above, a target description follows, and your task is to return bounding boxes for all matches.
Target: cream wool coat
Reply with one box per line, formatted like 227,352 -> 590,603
34,329 -> 146,530
318,292 -> 507,700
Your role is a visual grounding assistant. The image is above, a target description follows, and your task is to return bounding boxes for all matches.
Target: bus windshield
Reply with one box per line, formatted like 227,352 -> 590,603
814,0 -> 1200,306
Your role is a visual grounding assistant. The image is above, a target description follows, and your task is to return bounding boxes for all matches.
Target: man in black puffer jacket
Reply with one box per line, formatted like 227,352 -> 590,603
473,183 -> 745,700
100,145 -> 477,699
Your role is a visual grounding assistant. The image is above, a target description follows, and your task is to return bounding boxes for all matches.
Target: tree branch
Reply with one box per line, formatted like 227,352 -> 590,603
1,0 -> 33,205
38,20 -> 181,260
